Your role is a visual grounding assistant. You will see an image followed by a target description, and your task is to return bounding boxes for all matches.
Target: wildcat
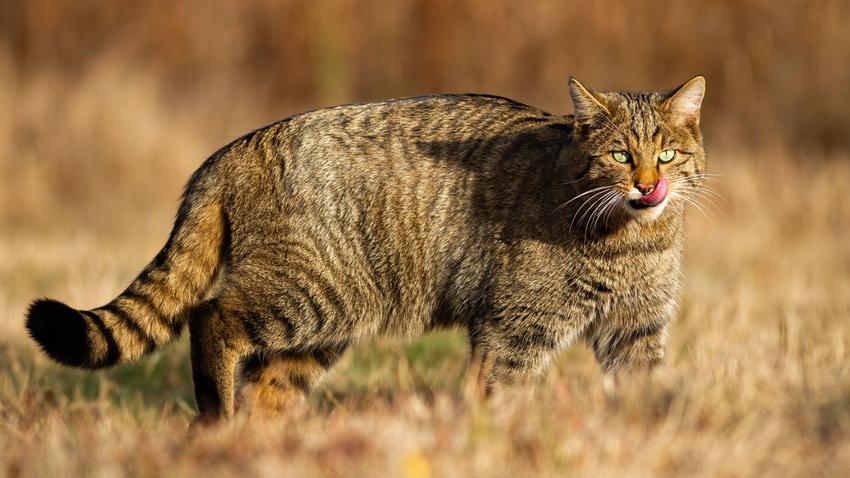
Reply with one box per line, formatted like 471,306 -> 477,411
25,76 -> 707,422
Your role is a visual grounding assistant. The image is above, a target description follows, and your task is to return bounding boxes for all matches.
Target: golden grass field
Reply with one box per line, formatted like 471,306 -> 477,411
2,149 -> 849,477
1,1 -> 849,476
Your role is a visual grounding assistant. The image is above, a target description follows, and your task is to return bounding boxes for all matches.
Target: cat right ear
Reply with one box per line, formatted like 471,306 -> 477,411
663,76 -> 705,126
568,77 -> 609,123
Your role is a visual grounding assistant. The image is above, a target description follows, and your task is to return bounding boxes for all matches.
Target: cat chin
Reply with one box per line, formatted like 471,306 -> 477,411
623,195 -> 669,222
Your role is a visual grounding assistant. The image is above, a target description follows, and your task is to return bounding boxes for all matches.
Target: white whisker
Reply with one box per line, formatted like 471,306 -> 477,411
571,188 -> 613,231
675,193 -> 714,219
591,192 -> 623,235
584,190 -> 620,239
675,184 -> 724,211
552,185 -> 611,214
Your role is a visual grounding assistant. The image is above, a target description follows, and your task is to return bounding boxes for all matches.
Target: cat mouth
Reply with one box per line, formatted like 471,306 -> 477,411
628,177 -> 668,209
628,200 -> 657,209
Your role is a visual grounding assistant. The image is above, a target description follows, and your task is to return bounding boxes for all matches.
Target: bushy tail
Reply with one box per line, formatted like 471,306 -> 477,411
26,193 -> 226,369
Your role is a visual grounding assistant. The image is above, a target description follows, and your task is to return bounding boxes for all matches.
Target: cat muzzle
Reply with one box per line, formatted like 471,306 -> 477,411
631,177 -> 668,208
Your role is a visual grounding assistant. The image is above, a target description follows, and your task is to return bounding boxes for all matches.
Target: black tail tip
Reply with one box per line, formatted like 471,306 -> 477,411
25,298 -> 92,367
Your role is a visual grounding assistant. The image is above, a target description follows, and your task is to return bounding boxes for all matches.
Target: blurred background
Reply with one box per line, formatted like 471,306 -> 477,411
1,0 -> 848,231
1,2 -> 849,476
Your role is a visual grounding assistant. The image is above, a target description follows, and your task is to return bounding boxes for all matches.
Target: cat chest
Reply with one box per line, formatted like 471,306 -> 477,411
511,244 -> 676,319
571,253 -> 681,318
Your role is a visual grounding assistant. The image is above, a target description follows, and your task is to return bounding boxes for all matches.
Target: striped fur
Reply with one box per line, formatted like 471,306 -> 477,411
26,77 -> 707,421
26,166 -> 226,368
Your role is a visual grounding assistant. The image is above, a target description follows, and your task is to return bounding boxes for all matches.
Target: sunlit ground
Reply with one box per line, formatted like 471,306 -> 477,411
1,149 -> 848,477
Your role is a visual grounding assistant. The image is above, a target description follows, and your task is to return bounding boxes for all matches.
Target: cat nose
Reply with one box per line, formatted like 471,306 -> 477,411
635,181 -> 657,195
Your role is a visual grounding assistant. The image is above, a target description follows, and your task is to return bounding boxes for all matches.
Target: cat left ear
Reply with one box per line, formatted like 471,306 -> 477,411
568,77 -> 609,124
663,76 -> 705,125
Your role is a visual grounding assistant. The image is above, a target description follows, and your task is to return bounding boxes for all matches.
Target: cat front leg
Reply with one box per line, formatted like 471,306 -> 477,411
465,313 -> 585,399
585,315 -> 670,374
463,345 -> 548,400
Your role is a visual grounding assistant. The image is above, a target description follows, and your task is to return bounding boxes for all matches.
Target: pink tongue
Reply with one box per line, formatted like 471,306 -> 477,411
637,177 -> 668,206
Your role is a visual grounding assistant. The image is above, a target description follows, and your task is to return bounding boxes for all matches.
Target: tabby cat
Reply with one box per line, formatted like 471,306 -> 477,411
26,76 -> 707,422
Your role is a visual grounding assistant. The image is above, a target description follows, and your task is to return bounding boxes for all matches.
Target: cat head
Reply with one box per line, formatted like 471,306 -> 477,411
566,76 -> 706,224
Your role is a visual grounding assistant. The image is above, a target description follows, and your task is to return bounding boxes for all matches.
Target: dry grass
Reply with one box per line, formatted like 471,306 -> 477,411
2,1 -> 850,477
3,150 -> 849,477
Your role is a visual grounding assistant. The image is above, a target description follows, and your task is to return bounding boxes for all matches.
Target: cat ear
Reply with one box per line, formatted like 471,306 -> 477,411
663,76 -> 705,125
568,77 -> 609,123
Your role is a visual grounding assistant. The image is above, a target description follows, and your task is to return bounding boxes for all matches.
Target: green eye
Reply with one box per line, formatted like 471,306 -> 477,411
658,149 -> 676,163
612,151 -> 631,163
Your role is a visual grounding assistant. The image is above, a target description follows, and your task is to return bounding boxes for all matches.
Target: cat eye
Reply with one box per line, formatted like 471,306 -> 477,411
612,151 -> 631,164
658,149 -> 676,163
